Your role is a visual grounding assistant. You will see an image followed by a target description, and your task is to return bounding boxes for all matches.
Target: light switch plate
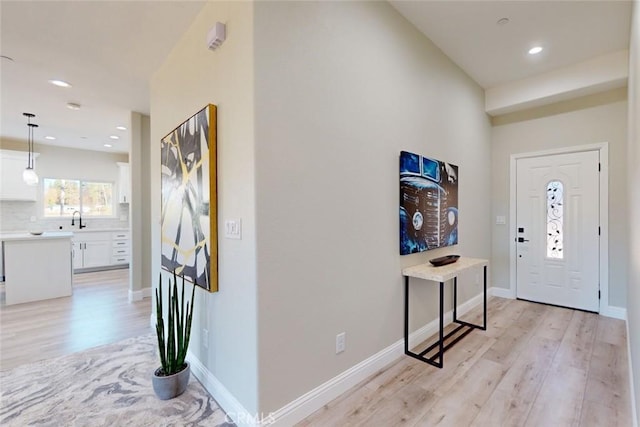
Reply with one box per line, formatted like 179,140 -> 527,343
224,219 -> 242,239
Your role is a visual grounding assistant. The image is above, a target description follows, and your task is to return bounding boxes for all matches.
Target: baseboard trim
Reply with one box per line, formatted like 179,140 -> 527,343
74,263 -> 129,274
268,291 -> 486,426
626,318 -> 639,427
489,286 -> 515,299
187,351 -> 255,426
128,286 -> 151,302
268,337 -> 400,427
600,305 -> 627,320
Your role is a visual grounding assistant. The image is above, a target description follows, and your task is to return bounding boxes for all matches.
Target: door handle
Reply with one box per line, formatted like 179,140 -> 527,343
517,237 -> 530,243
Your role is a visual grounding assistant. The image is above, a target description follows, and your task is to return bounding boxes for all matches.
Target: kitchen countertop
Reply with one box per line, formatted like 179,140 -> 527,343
66,228 -> 130,233
0,231 -> 74,241
0,228 -> 129,236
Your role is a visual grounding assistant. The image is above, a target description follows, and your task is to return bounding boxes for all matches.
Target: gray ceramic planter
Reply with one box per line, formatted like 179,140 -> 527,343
152,362 -> 190,400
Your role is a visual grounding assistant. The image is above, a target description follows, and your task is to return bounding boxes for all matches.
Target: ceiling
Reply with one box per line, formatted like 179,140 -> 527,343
0,0 -> 205,154
390,0 -> 632,89
0,1 -> 632,155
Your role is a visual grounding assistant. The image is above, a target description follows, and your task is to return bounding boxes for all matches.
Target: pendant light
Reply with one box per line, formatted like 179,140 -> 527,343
22,112 -> 39,186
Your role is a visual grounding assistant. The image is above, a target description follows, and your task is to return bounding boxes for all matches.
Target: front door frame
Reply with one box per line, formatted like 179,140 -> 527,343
509,143 -> 610,315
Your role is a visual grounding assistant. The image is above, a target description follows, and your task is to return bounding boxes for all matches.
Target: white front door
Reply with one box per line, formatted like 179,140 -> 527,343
516,150 -> 600,312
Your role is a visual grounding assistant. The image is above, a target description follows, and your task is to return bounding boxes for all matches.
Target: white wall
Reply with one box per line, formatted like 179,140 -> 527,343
627,0 -> 640,423
150,1 -> 258,413
254,1 -> 491,413
491,97 -> 628,308
0,143 -> 129,231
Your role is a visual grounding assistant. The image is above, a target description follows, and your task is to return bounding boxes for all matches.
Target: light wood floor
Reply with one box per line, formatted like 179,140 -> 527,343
0,268 -> 152,371
298,297 -> 632,427
0,279 -> 632,426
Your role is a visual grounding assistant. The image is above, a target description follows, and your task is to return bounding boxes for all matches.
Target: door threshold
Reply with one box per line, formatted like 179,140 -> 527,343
516,297 -> 598,314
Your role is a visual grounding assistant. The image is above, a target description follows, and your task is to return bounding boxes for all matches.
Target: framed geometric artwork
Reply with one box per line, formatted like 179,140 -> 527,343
399,150 -> 458,255
161,104 -> 218,292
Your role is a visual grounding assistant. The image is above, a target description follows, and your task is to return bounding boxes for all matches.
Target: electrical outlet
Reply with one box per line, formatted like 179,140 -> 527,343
336,332 -> 346,354
203,329 -> 209,348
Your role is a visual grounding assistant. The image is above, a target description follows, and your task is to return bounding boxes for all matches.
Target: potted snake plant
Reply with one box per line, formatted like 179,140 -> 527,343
152,271 -> 196,400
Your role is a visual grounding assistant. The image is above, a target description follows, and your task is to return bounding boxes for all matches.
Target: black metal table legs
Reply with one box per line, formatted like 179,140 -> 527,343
403,265 -> 487,368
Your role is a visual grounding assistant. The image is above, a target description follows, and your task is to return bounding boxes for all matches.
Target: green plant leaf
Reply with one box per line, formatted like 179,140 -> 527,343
155,271 -> 196,376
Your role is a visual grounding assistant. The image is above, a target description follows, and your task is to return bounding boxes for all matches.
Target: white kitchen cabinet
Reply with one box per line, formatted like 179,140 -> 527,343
72,241 -> 82,268
111,231 -> 130,265
0,242 -> 4,282
117,162 -> 130,204
0,150 -> 39,201
73,232 -> 112,270
2,232 -> 73,305
83,241 -> 112,268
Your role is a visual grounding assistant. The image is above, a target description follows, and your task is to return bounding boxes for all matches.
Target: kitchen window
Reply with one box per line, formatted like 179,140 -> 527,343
43,178 -> 114,217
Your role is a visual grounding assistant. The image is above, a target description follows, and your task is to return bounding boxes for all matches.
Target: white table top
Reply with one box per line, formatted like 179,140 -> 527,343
402,257 -> 488,282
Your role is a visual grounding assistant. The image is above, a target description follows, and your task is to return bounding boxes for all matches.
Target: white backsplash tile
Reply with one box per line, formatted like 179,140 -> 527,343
1,201 -> 129,232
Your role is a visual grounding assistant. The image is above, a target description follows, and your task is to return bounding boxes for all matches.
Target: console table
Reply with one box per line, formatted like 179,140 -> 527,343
402,257 -> 488,368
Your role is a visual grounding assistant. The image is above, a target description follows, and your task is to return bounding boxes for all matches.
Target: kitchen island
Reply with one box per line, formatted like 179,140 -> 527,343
1,231 -> 73,305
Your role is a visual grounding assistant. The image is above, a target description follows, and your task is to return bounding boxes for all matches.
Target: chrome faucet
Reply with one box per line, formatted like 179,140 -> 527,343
71,211 -> 86,229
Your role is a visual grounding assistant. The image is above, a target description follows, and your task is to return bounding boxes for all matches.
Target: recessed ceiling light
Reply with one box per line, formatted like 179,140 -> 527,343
45,136 -> 56,140
104,143 -> 113,148
528,46 -> 543,55
49,79 -> 72,88
116,126 -> 127,131
497,18 -> 510,25
109,135 -> 119,140
66,102 -> 81,110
